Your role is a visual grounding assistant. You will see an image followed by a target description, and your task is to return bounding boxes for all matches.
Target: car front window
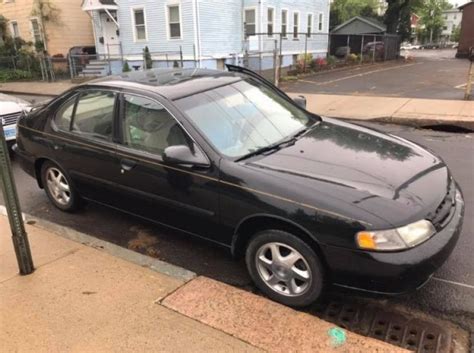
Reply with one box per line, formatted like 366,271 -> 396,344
175,79 -> 312,158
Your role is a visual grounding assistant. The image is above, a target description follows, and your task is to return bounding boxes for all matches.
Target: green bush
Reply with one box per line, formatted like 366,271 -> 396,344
122,60 -> 131,72
143,46 -> 152,69
0,69 -> 33,82
327,55 -> 337,66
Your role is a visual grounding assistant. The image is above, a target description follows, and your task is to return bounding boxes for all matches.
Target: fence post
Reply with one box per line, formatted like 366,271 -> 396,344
106,45 -> 112,75
180,46 -> 184,68
303,33 -> 308,73
68,54 -> 74,80
346,35 -> 350,61
360,35 -> 364,64
48,57 -> 55,82
0,124 -> 34,275
372,35 -> 376,63
279,33 -> 283,80
274,39 -> 279,86
193,44 -> 197,68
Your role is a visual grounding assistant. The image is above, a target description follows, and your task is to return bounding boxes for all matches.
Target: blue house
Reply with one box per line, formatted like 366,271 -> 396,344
81,0 -> 329,75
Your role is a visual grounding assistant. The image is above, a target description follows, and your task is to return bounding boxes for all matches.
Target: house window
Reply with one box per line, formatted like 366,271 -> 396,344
307,14 -> 313,37
133,8 -> 147,41
244,8 -> 256,36
281,10 -> 288,38
10,21 -> 20,38
168,5 -> 181,39
293,12 -> 299,39
318,13 -> 323,31
267,8 -> 274,37
30,18 -> 43,43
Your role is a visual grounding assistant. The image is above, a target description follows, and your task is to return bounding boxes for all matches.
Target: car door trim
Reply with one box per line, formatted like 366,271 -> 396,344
72,169 -> 215,217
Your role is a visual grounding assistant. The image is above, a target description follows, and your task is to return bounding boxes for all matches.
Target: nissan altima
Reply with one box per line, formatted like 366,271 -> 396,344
14,66 -> 464,307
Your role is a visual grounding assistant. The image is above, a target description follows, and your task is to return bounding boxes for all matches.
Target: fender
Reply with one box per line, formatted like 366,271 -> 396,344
231,213 -> 323,257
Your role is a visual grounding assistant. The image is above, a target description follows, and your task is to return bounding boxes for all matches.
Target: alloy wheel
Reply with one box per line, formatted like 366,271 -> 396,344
46,167 -> 71,206
255,242 -> 312,297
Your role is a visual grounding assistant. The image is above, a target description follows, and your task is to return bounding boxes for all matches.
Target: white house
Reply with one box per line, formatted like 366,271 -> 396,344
441,8 -> 462,42
81,0 -> 330,75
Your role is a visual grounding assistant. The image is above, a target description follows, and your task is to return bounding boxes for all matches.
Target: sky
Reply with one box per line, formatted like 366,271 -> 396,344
448,0 -> 470,8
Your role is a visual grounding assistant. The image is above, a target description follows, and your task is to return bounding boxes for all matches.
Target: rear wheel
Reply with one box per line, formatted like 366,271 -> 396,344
245,229 -> 324,307
41,161 -> 81,212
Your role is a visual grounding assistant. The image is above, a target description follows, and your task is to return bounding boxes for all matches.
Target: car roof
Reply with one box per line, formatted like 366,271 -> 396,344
82,68 -> 244,100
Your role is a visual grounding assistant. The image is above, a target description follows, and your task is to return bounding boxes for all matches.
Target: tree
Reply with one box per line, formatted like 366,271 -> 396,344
330,0 -> 380,28
451,24 -> 461,42
384,0 -> 425,40
418,0 -> 451,42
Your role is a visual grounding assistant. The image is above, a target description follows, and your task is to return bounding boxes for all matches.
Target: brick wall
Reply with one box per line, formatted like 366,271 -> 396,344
456,2 -> 474,58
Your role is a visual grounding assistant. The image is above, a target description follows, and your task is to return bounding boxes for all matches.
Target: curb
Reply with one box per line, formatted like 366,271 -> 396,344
0,205 -> 196,282
0,90 -> 58,98
329,115 -> 474,132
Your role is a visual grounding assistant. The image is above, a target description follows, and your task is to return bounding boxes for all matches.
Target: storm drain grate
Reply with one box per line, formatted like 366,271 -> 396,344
310,298 -> 451,353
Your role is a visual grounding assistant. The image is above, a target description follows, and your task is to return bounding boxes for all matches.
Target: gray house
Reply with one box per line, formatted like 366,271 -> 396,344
81,0 -> 330,75
331,16 -> 386,35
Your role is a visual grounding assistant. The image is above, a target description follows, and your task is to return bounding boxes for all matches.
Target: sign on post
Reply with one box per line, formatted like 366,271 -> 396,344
0,125 -> 34,275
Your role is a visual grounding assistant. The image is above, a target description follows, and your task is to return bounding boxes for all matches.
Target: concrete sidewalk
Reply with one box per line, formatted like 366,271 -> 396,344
0,80 -> 76,96
0,214 -> 407,352
287,93 -> 474,131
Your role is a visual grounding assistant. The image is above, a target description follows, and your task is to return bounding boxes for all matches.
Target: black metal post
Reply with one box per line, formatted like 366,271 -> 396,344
0,126 -> 34,275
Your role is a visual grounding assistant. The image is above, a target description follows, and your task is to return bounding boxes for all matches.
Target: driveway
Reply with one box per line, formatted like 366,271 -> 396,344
280,49 -> 470,100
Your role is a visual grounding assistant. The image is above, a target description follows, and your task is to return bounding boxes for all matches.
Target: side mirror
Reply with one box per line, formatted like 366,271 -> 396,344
162,145 -> 209,168
293,95 -> 307,109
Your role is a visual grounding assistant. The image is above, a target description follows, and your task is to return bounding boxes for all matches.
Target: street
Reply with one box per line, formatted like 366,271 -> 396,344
281,49 -> 470,100
2,119 -> 473,334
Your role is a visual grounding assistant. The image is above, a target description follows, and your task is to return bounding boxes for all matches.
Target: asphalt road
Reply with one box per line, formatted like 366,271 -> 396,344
280,49 -> 470,100
1,118 -> 473,333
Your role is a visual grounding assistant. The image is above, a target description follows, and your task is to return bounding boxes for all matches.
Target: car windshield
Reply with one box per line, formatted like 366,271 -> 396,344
175,79 -> 313,158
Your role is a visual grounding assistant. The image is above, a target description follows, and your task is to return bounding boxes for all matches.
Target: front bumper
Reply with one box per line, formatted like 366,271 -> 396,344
324,188 -> 464,295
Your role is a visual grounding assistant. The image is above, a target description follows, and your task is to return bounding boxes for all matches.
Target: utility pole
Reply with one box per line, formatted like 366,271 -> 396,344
465,47 -> 474,101
0,127 -> 34,275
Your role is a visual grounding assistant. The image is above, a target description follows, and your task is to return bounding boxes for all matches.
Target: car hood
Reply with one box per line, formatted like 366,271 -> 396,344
0,93 -> 31,115
246,118 -> 449,227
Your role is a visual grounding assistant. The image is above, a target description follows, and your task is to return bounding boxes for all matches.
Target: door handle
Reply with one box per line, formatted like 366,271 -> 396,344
120,158 -> 137,173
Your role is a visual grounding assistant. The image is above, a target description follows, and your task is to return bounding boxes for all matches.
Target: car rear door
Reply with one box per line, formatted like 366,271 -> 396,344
111,91 -> 223,242
50,88 -> 122,204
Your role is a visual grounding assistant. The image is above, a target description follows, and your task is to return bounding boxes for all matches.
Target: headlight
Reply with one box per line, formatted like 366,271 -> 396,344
356,220 -> 436,251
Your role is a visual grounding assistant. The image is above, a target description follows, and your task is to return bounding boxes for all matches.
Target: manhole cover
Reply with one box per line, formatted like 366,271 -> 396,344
311,298 -> 451,353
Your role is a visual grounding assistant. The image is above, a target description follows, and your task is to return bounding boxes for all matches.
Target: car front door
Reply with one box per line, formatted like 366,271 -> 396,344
112,92 -> 223,242
50,88 -> 121,204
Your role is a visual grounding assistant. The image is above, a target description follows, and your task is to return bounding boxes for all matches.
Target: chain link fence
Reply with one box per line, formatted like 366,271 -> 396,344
1,33 -> 400,84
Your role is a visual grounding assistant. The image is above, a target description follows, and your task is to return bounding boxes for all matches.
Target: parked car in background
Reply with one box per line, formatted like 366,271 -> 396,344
363,41 -> 384,58
0,93 -> 31,149
421,43 -> 440,49
14,66 -> 464,307
400,42 -> 421,50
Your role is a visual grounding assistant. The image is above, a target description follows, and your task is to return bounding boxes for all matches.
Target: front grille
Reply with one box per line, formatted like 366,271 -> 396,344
431,181 -> 455,228
1,112 -> 22,126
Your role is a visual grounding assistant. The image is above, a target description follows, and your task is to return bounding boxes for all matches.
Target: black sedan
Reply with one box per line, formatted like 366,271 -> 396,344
14,66 -> 464,307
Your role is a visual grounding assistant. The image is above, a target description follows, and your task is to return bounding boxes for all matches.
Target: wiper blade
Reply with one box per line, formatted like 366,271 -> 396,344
235,138 -> 296,162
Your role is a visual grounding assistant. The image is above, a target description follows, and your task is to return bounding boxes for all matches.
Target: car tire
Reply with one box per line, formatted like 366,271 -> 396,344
41,161 -> 81,212
246,229 -> 324,307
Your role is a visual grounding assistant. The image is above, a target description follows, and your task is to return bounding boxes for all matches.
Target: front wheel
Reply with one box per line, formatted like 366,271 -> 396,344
41,161 -> 81,212
245,230 -> 324,307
